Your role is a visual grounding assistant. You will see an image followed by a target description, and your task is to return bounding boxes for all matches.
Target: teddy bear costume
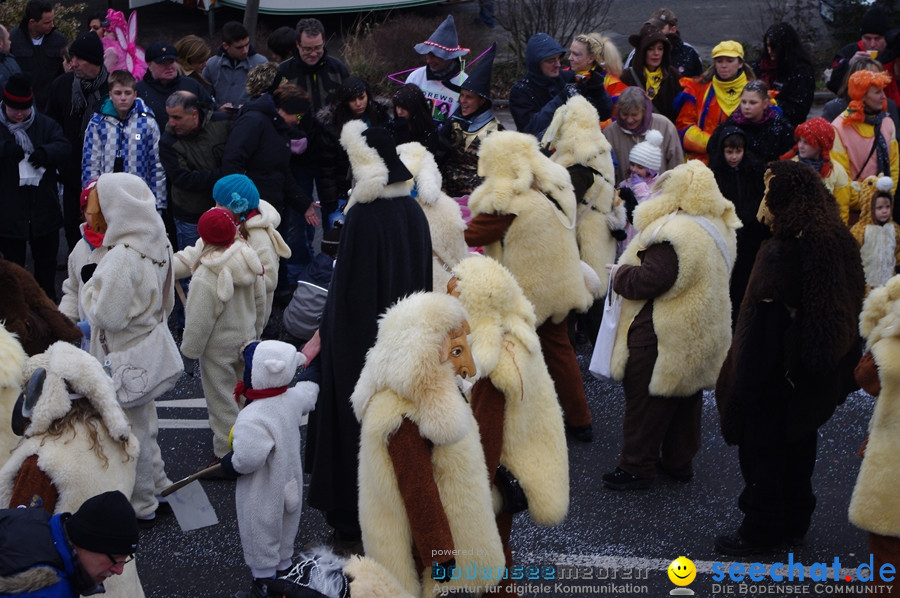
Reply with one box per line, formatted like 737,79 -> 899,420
181,209 -> 267,459
79,172 -> 178,521
451,255 -> 569,588
352,292 -> 504,597
465,130 -> 600,437
397,141 -> 469,292
224,340 -> 318,590
0,341 -> 144,597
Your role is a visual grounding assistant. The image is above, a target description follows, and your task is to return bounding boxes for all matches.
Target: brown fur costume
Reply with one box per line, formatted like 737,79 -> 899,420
0,258 -> 81,356
717,160 -> 864,445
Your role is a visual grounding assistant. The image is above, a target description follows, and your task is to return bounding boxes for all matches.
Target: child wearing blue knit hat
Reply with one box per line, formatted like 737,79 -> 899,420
176,174 -> 290,337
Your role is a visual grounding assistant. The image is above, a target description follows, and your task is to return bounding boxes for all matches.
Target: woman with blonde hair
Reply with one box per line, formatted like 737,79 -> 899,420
175,34 -> 214,96
569,32 -> 627,125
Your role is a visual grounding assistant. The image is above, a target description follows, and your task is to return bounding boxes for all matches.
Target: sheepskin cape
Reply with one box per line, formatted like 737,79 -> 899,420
545,96 -> 625,297
452,255 -> 568,525
469,131 -> 595,324
0,341 -> 142,598
611,161 -> 740,396
850,276 -> 900,535
351,293 -> 504,597
0,325 -> 26,469
397,141 -> 469,292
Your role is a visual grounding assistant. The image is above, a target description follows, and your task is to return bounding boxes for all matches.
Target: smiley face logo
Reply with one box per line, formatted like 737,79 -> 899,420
668,556 -> 696,586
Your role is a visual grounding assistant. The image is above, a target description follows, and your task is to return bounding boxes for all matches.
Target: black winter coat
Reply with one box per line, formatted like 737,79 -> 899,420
8,26 -> 66,110
44,72 -> 109,189
222,93 -> 310,216
0,111 -> 70,239
752,59 -> 815,129
278,51 -> 349,113
726,108 -> 795,164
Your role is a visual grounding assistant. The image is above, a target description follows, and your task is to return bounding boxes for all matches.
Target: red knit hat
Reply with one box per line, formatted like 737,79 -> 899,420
782,117 -> 835,177
197,207 -> 237,246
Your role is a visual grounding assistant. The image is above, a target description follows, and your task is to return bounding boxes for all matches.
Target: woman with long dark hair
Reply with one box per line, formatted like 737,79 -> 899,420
752,23 -> 815,128
391,83 -> 445,161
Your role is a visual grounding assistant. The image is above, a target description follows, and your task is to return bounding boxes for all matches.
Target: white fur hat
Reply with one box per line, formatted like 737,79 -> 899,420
629,129 -> 664,172
243,340 -> 304,391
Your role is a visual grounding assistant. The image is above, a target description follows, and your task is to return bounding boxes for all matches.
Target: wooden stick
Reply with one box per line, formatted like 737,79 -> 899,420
159,464 -> 223,497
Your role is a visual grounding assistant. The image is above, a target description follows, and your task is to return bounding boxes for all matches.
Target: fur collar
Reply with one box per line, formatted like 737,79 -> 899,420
23,342 -> 132,442
197,240 -> 265,302
244,199 -> 281,229
340,120 -> 410,211
351,292 -> 472,446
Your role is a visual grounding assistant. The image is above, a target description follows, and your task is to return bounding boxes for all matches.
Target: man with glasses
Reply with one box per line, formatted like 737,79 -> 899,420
0,491 -> 139,597
277,18 -> 348,113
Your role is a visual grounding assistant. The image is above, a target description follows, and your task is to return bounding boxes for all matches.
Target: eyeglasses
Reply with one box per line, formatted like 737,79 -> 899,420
107,554 -> 136,567
299,44 -> 324,54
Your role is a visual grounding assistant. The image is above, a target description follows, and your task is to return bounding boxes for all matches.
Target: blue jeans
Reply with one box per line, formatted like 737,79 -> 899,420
173,218 -> 199,328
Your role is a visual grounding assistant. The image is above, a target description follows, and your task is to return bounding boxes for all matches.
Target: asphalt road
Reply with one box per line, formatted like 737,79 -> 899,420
135,318 -> 878,598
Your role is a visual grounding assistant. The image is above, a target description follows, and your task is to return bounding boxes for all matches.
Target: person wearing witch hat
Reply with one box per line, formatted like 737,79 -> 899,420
440,42 -> 504,198
303,120 -> 432,553
406,15 -> 469,127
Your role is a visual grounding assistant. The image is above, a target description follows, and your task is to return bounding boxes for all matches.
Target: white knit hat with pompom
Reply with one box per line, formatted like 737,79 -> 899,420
629,129 -> 664,172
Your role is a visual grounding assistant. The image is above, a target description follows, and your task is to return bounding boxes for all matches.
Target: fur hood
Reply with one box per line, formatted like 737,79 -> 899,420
634,160 -> 742,232
543,96 -> 613,182
245,199 -> 291,260
22,341 -> 132,443
350,292 -> 471,447
452,255 -> 539,374
472,130 -> 578,224
860,275 -> 900,349
197,240 -> 265,302
341,120 -> 410,210
96,173 -> 170,264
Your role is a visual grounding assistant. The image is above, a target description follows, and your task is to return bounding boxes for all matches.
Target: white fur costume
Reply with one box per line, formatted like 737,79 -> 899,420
0,326 -> 26,469
181,239 -> 266,457
611,161 -> 741,396
543,96 -> 626,297
231,341 -> 317,577
352,293 -> 504,597
79,172 -> 177,519
174,199 -> 290,335
397,141 -> 469,291
468,131 -> 600,325
0,342 -> 143,598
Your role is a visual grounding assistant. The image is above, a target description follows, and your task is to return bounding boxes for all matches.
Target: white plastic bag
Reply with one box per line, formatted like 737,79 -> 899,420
588,267 -> 621,380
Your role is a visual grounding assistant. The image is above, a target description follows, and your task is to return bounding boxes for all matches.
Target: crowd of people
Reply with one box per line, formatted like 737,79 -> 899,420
2,1 -> 900,596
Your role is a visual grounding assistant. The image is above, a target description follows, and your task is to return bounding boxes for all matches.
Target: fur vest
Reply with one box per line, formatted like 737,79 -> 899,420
469,131 -> 597,324
351,293 -> 504,597
452,256 -> 568,525
544,96 -> 625,297
611,162 -> 740,396
397,142 -> 469,292
0,326 -> 26,470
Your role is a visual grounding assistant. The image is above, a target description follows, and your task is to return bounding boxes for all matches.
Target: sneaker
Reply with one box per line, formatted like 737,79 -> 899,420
714,532 -> 779,557
602,467 -> 652,491
137,513 -> 156,530
565,422 -> 593,443
249,578 -> 270,598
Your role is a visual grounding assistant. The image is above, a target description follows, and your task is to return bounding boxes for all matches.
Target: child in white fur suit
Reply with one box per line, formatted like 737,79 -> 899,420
220,340 -> 318,598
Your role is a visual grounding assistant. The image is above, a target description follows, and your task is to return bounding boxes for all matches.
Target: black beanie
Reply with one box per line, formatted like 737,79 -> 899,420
65,491 -> 139,555
860,6 -> 889,38
69,33 -> 105,67
362,126 -> 412,185
2,73 -> 34,109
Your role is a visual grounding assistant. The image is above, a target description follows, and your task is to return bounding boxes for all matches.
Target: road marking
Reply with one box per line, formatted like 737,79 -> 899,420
158,397 -> 208,430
